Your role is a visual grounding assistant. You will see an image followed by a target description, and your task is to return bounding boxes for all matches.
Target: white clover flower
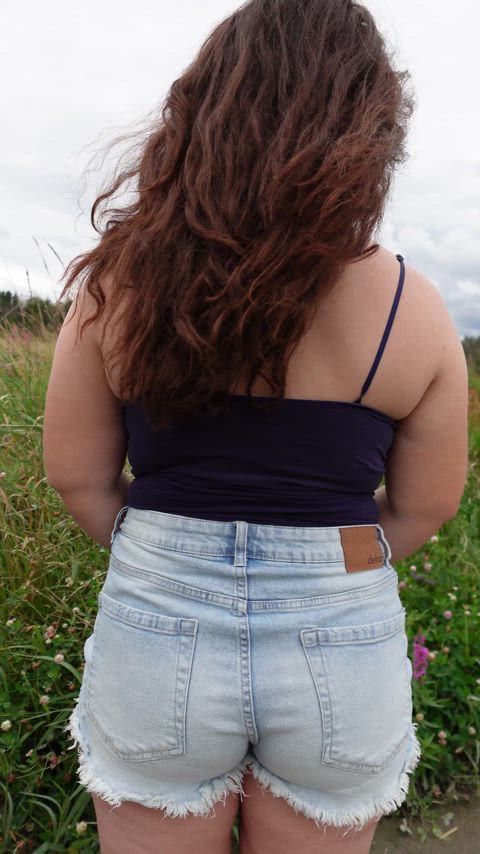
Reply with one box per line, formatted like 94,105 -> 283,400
76,821 -> 88,834
1,720 -> 12,731
6,618 -> 16,626
430,534 -> 439,542
25,748 -> 33,757
39,695 -> 50,705
54,653 -> 65,663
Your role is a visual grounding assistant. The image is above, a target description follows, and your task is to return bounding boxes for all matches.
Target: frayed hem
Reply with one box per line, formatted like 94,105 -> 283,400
248,721 -> 422,834
63,706 -> 252,817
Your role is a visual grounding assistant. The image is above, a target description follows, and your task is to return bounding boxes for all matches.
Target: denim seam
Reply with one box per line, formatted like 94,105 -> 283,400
122,511 -> 380,533
107,554 -> 398,612
115,530 -> 347,563
98,591 -> 198,634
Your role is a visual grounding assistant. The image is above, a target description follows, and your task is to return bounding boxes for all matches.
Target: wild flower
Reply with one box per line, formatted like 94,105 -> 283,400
412,632 -> 430,679
1,720 -> 12,731
76,821 -> 88,834
443,610 -> 453,619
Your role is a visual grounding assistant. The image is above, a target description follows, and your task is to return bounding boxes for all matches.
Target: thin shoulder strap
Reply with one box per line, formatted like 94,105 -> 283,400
354,253 -> 405,404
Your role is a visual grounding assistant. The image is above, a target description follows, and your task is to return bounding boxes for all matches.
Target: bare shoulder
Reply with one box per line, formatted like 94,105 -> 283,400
365,245 -> 461,380
73,273 -> 128,398
84,272 -> 129,355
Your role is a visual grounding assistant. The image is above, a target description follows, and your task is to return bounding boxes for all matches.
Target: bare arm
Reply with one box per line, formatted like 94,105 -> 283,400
374,278 -> 469,563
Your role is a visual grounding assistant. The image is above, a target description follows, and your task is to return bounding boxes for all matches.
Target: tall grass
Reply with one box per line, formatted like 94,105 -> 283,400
0,321 -> 479,851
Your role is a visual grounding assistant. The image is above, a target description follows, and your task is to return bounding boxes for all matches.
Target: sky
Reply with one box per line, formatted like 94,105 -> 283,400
1,0 -> 478,337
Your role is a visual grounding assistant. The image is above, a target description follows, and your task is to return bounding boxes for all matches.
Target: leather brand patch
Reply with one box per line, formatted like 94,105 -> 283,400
339,526 -> 385,573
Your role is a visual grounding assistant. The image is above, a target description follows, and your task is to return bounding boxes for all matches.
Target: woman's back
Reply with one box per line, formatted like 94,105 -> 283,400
103,246 -> 444,420
100,245 -> 468,528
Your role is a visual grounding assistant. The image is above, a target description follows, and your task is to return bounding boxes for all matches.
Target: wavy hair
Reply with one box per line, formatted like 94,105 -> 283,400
58,0 -> 415,431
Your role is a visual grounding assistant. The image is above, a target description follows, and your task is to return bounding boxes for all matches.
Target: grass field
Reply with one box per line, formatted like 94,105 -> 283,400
1,325 -> 479,852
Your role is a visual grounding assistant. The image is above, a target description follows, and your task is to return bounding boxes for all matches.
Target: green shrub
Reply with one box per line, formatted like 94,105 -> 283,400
1,329 -> 479,851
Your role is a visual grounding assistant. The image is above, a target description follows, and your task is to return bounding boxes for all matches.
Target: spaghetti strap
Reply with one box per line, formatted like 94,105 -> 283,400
354,254 -> 405,404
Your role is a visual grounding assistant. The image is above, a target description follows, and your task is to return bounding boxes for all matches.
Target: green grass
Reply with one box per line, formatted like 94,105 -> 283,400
0,325 -> 479,852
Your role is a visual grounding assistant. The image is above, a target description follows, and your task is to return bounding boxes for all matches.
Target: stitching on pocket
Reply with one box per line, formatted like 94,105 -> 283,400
300,608 -> 411,775
86,596 -> 198,761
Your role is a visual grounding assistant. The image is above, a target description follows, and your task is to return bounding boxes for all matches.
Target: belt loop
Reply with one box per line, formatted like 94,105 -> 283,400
376,524 -> 392,563
233,520 -> 248,567
110,505 -> 129,548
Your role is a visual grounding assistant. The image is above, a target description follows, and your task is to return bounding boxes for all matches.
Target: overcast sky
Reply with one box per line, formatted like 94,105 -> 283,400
1,0 -> 478,336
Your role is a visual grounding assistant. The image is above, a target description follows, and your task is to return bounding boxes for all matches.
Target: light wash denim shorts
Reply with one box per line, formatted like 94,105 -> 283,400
64,506 -> 421,831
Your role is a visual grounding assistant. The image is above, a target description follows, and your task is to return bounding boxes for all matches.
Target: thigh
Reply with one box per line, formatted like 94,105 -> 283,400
92,790 -> 240,854
239,770 -> 380,854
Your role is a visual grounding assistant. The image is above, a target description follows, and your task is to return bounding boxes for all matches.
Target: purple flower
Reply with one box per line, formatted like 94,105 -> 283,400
413,632 -> 430,679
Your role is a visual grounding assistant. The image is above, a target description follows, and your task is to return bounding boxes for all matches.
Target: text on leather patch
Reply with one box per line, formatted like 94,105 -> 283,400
339,526 -> 385,573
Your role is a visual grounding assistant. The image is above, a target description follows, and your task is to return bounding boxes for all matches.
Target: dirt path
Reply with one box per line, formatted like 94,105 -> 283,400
371,792 -> 480,853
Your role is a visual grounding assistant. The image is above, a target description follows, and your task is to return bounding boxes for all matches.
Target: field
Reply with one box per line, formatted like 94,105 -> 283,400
1,325 -> 479,852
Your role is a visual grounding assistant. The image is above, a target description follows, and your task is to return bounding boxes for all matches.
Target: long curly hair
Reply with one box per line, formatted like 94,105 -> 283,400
58,0 -> 415,431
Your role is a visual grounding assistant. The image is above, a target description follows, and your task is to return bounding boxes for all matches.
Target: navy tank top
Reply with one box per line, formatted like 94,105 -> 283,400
122,254 -> 406,526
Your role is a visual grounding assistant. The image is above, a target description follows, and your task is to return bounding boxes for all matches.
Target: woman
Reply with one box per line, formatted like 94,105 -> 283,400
43,1 -> 469,852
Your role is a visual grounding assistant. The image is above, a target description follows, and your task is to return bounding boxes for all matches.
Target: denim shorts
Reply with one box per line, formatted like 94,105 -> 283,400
64,506 -> 421,831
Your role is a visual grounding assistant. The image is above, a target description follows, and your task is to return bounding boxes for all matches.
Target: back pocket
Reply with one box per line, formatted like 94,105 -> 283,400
300,608 -> 411,775
86,591 -> 198,761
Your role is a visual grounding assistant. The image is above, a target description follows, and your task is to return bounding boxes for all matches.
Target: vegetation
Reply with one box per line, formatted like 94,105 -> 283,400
0,303 -> 479,852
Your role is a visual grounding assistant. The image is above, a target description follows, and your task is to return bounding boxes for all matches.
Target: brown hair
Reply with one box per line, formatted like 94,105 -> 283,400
58,0 -> 415,431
